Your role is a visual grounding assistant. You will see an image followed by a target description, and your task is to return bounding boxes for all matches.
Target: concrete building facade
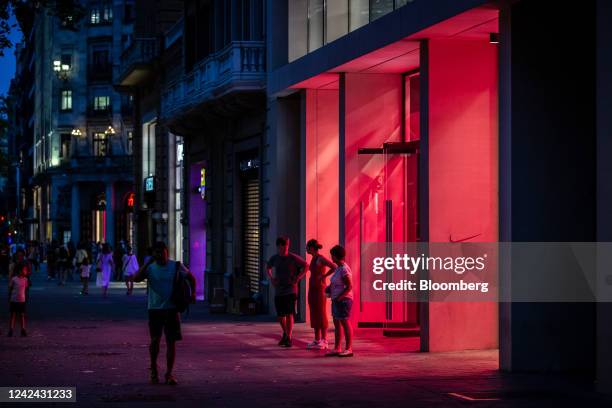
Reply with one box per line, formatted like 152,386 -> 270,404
265,0 -> 612,390
29,0 -> 135,247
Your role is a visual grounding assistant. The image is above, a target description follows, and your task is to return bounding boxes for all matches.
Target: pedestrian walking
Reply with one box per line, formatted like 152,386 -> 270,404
8,263 -> 30,337
67,241 -> 76,281
96,243 -> 114,297
114,242 -> 126,281
325,245 -> 354,358
305,239 -> 336,350
122,246 -> 139,295
57,244 -> 69,286
46,241 -> 57,280
80,256 -> 91,295
265,236 -> 308,347
130,241 -> 196,385
28,244 -> 39,272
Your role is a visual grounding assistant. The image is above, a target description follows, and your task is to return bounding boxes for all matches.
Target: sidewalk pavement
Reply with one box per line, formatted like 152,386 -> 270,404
0,266 -> 609,407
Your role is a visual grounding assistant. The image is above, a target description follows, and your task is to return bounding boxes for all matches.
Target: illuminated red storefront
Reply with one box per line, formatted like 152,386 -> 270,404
284,6 -> 499,352
264,0 -> 612,387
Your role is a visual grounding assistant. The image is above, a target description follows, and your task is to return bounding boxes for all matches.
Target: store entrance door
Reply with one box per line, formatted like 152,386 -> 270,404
357,141 -> 419,335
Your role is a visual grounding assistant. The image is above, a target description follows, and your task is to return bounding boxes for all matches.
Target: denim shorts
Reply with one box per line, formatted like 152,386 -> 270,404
332,298 -> 353,320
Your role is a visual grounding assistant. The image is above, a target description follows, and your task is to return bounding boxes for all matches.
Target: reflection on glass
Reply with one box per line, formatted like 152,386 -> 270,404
370,0 -> 394,21
308,0 -> 324,52
350,0 -> 369,30
326,0 -> 348,44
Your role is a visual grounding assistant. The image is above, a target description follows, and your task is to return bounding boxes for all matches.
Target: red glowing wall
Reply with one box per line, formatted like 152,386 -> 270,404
427,38 -> 499,351
305,89 -> 340,323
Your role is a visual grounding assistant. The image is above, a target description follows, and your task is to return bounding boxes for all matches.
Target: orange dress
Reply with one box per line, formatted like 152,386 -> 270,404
308,255 -> 332,329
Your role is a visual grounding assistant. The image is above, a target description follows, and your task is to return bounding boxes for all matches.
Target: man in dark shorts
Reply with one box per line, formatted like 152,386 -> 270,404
131,242 -> 196,385
266,236 -> 308,347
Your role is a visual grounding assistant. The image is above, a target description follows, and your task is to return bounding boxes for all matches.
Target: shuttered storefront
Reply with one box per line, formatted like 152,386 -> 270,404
243,177 -> 260,294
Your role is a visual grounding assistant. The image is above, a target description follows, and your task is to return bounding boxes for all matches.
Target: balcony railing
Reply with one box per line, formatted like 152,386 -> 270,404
87,105 -> 113,118
117,38 -> 158,87
161,41 -> 265,119
67,155 -> 132,173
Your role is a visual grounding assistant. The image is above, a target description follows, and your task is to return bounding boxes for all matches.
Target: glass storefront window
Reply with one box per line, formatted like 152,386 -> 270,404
289,0 -> 413,61
370,0 -> 394,21
308,0 -> 324,52
350,0 -> 369,30
326,0 -> 348,43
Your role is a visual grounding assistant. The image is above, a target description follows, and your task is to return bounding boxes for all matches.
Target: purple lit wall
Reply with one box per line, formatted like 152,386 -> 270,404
190,162 -> 207,300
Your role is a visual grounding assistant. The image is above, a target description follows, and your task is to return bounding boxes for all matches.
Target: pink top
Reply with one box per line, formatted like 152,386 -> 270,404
10,276 -> 28,303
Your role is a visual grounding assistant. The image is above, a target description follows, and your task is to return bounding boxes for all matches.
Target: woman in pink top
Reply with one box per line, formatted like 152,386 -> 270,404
8,263 -> 29,337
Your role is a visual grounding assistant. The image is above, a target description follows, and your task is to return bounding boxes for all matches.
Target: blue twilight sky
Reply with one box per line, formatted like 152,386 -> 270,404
0,13 -> 23,96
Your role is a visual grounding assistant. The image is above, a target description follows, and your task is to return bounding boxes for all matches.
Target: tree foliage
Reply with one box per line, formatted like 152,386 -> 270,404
0,0 -> 85,56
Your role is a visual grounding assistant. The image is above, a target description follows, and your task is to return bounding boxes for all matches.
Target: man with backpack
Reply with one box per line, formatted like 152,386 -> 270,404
130,241 -> 196,385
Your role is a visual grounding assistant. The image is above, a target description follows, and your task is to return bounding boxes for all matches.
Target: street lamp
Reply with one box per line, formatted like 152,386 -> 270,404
104,126 -> 116,136
53,60 -> 71,81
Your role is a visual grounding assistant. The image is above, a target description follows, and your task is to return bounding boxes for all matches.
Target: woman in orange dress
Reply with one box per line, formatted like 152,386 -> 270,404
306,239 -> 336,350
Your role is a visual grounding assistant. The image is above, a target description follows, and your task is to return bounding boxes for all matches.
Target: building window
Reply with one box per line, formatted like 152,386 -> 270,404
60,15 -> 75,29
142,120 -> 156,181
60,133 -> 71,159
289,0 -> 412,61
60,90 -> 72,111
127,130 -> 133,155
93,132 -> 109,156
90,8 -> 100,24
308,0 -> 324,52
124,0 -> 134,22
90,2 -> 113,24
174,135 -> 184,261
93,96 -> 110,111
92,48 -> 110,68
61,54 -> 72,70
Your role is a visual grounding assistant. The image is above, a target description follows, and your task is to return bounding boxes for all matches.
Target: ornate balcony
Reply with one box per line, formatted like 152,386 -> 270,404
161,41 -> 266,119
116,38 -> 159,87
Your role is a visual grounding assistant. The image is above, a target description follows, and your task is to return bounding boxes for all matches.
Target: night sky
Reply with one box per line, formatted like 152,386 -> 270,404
0,13 -> 23,96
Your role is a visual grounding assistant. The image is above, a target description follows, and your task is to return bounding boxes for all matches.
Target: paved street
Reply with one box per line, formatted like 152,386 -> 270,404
0,267 -> 609,407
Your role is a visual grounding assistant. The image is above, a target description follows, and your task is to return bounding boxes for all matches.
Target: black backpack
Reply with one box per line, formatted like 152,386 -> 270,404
171,261 -> 193,313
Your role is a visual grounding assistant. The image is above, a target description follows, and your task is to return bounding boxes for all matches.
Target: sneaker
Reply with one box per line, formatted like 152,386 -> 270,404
338,349 -> 354,357
325,349 -> 341,357
313,339 -> 329,350
20,329 -> 27,337
283,338 -> 292,348
278,333 -> 288,346
306,339 -> 320,349
165,374 -> 178,385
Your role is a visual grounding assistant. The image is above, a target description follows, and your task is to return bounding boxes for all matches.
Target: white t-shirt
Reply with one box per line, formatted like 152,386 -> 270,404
10,276 -> 28,302
330,263 -> 353,300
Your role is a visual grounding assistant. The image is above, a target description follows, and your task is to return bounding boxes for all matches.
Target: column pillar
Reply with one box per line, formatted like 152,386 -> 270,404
71,183 -> 80,244
105,181 -> 115,247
